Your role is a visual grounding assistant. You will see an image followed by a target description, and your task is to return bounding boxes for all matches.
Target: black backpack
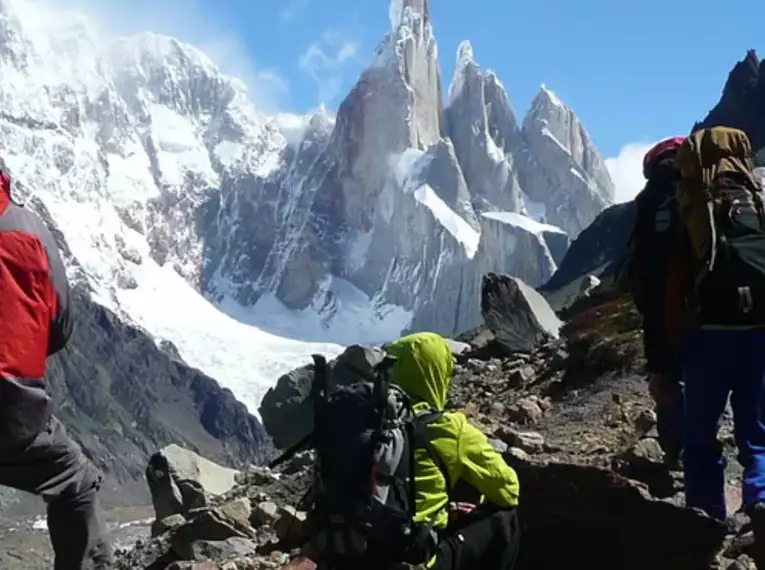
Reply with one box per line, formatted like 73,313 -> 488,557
305,353 -> 451,568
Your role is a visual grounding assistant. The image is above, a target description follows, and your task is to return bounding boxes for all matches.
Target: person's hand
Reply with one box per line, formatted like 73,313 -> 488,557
648,372 -> 673,407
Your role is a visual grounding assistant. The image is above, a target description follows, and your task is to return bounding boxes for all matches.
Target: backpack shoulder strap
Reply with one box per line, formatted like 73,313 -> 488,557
411,411 -> 452,501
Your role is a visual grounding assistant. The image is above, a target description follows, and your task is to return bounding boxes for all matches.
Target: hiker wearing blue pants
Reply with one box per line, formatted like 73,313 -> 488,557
682,328 -> 765,520
674,128 -> 765,568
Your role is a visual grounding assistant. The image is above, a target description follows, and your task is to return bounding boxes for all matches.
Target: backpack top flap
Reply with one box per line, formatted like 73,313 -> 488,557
676,127 -> 758,264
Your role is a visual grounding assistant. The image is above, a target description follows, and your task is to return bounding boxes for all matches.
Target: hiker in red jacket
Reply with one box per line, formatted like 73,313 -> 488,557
627,136 -> 688,466
0,167 -> 111,569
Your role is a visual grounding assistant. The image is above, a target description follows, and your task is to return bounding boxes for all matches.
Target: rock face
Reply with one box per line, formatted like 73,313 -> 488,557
518,86 -> 616,237
541,201 -> 636,308
695,49 -> 765,158
445,41 -> 524,214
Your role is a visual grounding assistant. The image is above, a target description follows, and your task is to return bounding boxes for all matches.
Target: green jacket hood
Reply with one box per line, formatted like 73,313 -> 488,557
387,332 -> 454,412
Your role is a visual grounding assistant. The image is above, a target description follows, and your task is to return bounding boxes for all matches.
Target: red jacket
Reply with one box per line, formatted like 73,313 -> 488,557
0,170 -> 72,446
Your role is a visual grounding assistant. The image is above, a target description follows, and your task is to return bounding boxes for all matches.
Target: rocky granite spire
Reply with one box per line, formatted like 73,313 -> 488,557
445,40 -> 524,213
518,85 -> 615,237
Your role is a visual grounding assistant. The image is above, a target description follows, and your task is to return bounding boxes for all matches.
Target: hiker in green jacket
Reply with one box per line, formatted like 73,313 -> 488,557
387,332 -> 521,570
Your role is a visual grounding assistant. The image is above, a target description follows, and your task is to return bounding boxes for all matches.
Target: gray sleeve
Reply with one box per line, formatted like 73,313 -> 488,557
32,213 -> 72,355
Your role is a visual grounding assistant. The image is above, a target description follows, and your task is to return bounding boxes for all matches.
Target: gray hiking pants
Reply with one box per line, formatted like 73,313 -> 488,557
0,416 -> 112,569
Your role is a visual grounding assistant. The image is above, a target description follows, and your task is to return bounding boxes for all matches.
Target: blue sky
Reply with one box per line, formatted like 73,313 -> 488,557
60,0 -> 764,200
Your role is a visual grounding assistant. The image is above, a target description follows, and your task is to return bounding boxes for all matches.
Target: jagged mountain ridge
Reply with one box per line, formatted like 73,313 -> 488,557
695,49 -> 765,160
0,0 -> 614,417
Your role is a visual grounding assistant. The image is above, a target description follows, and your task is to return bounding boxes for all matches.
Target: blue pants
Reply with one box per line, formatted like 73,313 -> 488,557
682,328 -> 765,520
656,367 -> 684,460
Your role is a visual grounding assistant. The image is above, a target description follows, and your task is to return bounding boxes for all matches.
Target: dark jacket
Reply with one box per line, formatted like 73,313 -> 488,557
628,156 -> 690,373
0,171 -> 72,448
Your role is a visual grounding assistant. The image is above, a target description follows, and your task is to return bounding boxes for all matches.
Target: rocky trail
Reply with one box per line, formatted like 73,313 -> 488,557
0,277 -> 749,570
100,276 -> 755,570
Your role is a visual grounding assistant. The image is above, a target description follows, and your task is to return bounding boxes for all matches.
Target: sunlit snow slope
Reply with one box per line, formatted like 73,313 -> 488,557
0,0 -> 348,414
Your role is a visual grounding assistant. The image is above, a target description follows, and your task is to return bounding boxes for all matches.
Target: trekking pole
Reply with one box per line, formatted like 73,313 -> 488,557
269,354 -> 328,470
268,432 -> 313,470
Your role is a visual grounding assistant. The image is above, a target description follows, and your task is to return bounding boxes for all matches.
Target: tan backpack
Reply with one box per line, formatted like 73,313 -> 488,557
675,126 -> 765,323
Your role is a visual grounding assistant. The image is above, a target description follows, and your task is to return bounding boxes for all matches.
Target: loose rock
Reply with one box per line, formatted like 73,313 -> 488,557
507,397 -> 544,425
190,537 -> 259,561
507,365 -> 536,387
490,438 -> 509,454
152,513 -> 187,538
252,501 -> 280,527
274,506 -> 308,547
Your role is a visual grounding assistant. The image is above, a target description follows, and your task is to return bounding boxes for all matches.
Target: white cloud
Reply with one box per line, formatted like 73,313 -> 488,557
49,0 -> 289,113
605,141 -> 656,204
280,0 -> 310,22
196,35 -> 288,113
299,31 -> 361,103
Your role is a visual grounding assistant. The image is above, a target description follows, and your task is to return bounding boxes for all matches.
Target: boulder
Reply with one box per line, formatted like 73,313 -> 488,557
507,459 -> 727,570
170,508 -> 255,560
146,451 -> 186,522
444,338 -> 472,356
160,445 -> 239,496
259,345 -> 386,450
146,446 -> 240,525
481,273 -> 561,355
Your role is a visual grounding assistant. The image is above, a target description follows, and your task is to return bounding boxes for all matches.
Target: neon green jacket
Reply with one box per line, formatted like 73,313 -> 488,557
387,332 -> 520,531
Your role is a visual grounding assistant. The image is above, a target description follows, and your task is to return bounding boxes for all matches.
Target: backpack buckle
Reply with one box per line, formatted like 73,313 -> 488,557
738,286 -> 754,314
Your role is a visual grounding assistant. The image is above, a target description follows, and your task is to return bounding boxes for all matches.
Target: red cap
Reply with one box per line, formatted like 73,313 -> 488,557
643,136 -> 686,179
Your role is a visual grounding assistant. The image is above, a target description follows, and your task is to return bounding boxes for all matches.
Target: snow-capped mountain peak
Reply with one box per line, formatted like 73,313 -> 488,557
0,0 -> 346,417
0,0 -> 615,416
519,84 -> 616,236
447,40 -> 478,105
536,83 -> 565,109
389,0 -> 429,30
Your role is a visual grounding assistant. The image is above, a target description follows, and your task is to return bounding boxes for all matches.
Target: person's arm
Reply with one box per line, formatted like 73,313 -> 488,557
36,219 -> 72,355
458,420 -> 519,508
